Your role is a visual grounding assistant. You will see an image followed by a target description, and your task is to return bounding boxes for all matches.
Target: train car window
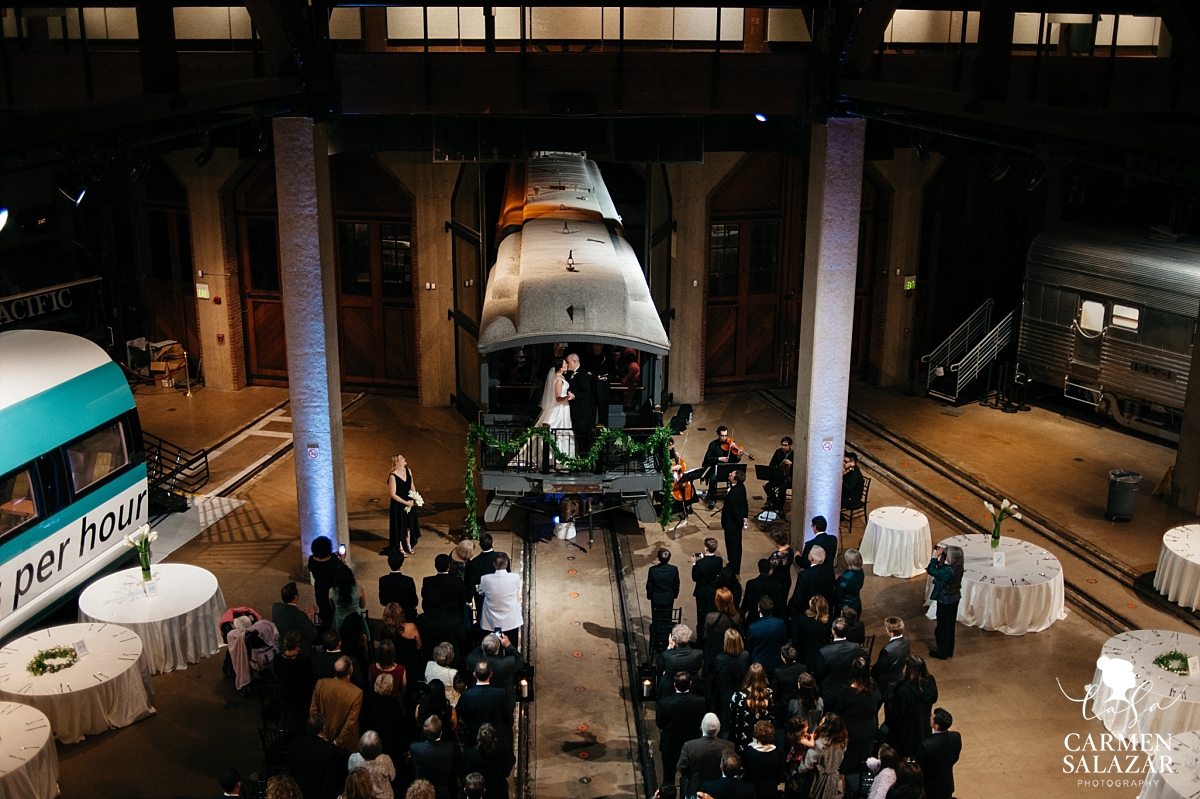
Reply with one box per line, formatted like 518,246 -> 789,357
1056,289 -> 1079,327
0,467 -> 39,538
65,422 -> 130,495
1079,300 -> 1106,333
1023,283 -> 1044,320
1112,305 -> 1140,331
1143,309 -> 1194,354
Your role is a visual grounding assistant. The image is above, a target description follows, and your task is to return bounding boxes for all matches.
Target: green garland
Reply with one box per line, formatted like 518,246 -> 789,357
1153,650 -> 1191,675
464,424 -> 676,539
27,645 -> 79,677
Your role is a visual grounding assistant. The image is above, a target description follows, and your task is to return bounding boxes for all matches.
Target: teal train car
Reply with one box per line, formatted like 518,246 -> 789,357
0,329 -> 148,639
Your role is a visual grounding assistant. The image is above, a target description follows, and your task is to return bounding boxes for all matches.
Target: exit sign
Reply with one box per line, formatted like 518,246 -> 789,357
904,276 -> 917,291
196,283 -> 210,299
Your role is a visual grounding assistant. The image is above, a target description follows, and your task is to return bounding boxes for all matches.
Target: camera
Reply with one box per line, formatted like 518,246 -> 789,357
338,544 -> 347,556
494,627 -> 503,637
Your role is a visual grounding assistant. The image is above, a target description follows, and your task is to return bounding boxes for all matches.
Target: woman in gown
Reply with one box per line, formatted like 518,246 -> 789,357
386,453 -> 420,555
534,358 -> 575,463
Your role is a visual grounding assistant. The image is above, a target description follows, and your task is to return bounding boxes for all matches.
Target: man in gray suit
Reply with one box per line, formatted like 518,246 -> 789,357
677,713 -> 735,799
871,616 -> 911,706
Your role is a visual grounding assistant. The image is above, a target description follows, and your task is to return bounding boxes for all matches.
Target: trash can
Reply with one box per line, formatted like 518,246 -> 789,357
1105,469 -> 1142,522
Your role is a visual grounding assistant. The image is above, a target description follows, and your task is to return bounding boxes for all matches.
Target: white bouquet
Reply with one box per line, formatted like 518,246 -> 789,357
407,489 -> 425,513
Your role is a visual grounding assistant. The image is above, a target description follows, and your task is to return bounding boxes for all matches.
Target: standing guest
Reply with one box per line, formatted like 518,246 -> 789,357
783,717 -> 812,799
704,588 -> 742,697
865,744 -> 900,799
712,629 -> 751,725
698,751 -> 756,799
339,614 -> 371,677
451,540 -> 479,581
799,517 -> 838,571
742,559 -> 787,623
386,453 -> 421,556
478,553 -> 523,646
346,730 -> 396,799
714,564 -> 744,613
926,545 -> 964,660
771,645 -> 808,713
764,437 -> 794,513
789,673 -> 825,734
885,656 -> 939,758
656,671 -> 707,786
692,538 -> 724,629
467,632 -> 525,704
833,550 -> 864,616
424,642 -> 463,707
409,715 -> 461,799
824,658 -> 881,776
413,680 -> 457,745
309,536 -> 342,627
790,547 -> 835,619
655,786 -> 678,799
369,639 -> 406,697
767,530 -> 795,598
314,630 -> 366,692
839,607 -> 865,645
274,630 -> 317,732
416,607 -> 466,669
702,426 -> 735,509
795,714 -> 849,799
728,663 -> 775,753
422,555 -> 467,618
458,661 -> 513,747
677,713 -> 736,799
841,453 -> 865,513
273,582 -> 320,654
218,768 -> 240,797
379,604 -> 422,696
463,723 -> 516,799
792,596 -> 832,670
742,720 -> 785,799
405,780 -> 436,799
461,772 -> 486,799
266,775 -> 304,799
745,598 -> 788,677
310,656 -> 364,753
814,618 -> 867,693
339,767 -> 373,799
658,623 -> 705,697
378,551 -> 418,622
915,709 -> 961,799
289,713 -> 348,799
331,565 -> 368,640
886,759 -> 926,799
361,673 -> 407,766
871,618 -> 911,710
722,469 -> 750,575
466,534 -> 503,615
647,548 -> 681,612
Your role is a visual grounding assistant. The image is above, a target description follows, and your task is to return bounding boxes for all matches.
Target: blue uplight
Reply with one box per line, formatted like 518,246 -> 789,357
754,113 -> 768,123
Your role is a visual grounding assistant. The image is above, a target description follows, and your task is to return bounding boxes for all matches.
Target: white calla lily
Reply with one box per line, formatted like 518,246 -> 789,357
1000,498 -> 1011,510
1013,512 -> 1022,520
984,501 -> 996,515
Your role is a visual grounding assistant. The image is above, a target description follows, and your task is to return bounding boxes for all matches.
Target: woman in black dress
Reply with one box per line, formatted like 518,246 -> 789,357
885,655 -> 939,758
767,529 -> 794,597
742,719 -> 785,798
307,536 -> 341,627
793,595 -> 832,669
712,628 -> 751,728
386,454 -> 421,556
824,657 -> 882,776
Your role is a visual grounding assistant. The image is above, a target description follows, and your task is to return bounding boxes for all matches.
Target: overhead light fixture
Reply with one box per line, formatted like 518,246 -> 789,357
255,121 -> 270,153
129,157 -> 150,184
0,207 -> 8,233
915,133 -> 932,163
57,182 -> 86,206
194,129 -> 214,168
754,113 -> 768,122
989,161 -> 1011,182
1026,164 -> 1046,192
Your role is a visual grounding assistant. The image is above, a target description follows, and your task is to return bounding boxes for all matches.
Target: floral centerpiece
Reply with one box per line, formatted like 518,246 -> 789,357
984,499 -> 1022,549
123,523 -> 157,581
407,489 -> 424,513
28,645 -> 79,677
1154,650 -> 1191,675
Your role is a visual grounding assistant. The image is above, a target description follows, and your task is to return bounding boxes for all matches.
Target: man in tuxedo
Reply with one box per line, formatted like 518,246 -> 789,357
466,534 -> 504,615
216,768 -> 240,798
763,437 -> 794,512
410,715 -> 462,799
771,644 -> 808,710
690,538 -> 723,627
309,656 -> 363,752
288,713 -> 347,799
799,516 -> 838,570
479,553 -> 523,646
815,617 -> 867,692
916,708 -> 962,799
565,352 -> 596,452
272,581 -> 319,655
721,469 -> 749,575
677,713 -> 735,799
789,545 -> 836,619
655,672 -> 707,786
657,623 -> 705,697
458,661 -> 513,747
378,551 -> 418,621
423,553 -> 468,617
872,616 -> 911,707
744,597 -> 788,677
842,451 -> 865,511
467,632 -> 525,704
702,426 -> 733,510
698,752 -> 756,799
646,548 -> 680,612
741,559 -> 787,622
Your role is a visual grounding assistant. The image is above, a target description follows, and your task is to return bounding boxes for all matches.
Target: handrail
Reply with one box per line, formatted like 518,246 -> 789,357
142,432 -> 210,497
949,311 -> 1014,397
922,299 -> 993,393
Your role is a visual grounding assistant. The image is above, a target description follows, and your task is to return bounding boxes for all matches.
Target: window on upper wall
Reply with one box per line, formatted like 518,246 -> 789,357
1112,304 -> 1140,331
0,467 -> 38,539
66,422 -> 129,496
709,223 -> 739,297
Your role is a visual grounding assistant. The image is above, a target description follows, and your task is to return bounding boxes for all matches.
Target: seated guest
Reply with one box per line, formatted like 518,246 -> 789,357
463,723 -> 516,799
378,551 -> 418,621
274,630 -> 316,733
347,730 -> 396,799
834,549 -> 864,616
410,715 -> 461,799
841,452 -> 865,511
272,581 -> 319,654
916,707 -> 962,799
288,713 -> 347,799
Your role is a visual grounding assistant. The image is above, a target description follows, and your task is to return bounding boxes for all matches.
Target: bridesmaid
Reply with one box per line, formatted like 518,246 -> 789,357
385,454 -> 421,556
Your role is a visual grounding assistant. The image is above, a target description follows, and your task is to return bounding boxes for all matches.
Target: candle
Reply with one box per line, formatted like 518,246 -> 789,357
520,679 -> 529,699
642,679 -> 652,699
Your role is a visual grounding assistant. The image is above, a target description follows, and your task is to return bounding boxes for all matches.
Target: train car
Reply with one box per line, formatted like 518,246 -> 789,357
1017,223 -> 1200,441
476,152 -> 671,524
0,329 -> 148,639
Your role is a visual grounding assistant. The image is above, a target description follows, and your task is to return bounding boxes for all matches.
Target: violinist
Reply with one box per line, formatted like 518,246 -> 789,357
764,436 -> 794,512
702,426 -> 734,510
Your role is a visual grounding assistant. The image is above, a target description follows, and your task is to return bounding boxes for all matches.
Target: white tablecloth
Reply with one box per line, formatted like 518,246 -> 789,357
924,534 -> 1067,635
1091,630 -> 1200,737
1154,525 -> 1200,610
1138,729 -> 1200,799
0,702 -> 58,799
0,623 -> 154,744
78,563 -> 226,674
860,506 -> 932,578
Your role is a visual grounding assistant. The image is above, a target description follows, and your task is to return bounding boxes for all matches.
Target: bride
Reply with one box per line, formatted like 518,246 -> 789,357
535,357 -> 575,459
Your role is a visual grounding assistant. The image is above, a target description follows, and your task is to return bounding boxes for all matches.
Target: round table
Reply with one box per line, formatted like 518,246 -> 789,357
1138,729 -> 1200,799
0,702 -> 58,799
1091,630 -> 1200,737
859,506 -> 932,578
78,563 -> 226,674
1154,525 -> 1200,610
924,534 -> 1066,635
0,623 -> 155,744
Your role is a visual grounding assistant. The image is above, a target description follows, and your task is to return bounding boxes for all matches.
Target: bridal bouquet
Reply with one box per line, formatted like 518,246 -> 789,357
407,489 -> 425,513
123,524 -> 158,581
984,499 -> 1021,549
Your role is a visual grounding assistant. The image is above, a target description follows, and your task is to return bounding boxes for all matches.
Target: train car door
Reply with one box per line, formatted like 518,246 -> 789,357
1072,298 -> 1106,374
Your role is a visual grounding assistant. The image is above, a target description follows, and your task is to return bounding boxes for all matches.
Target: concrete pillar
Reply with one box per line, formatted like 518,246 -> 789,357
1172,303 -> 1200,514
163,150 -> 245,391
792,118 -> 866,548
869,151 -> 942,387
273,117 -> 350,562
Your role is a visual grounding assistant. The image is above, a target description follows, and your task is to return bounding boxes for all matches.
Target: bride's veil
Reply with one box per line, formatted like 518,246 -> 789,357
535,366 -> 559,426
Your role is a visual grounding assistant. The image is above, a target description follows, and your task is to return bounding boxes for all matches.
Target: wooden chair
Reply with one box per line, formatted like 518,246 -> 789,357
861,634 -> 877,664
840,477 -> 871,534
651,606 -> 683,653
258,727 -> 290,775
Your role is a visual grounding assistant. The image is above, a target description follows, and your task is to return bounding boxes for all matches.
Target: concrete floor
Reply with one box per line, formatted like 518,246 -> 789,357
39,382 -> 1200,798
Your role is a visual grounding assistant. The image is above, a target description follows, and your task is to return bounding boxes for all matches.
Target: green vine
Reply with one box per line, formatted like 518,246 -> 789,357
464,424 -> 676,539
27,645 -> 79,677
1153,650 -> 1191,675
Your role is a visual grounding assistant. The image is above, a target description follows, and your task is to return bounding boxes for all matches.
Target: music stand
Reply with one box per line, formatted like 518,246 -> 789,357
755,465 -> 784,483
671,468 -> 710,531
707,463 -> 748,517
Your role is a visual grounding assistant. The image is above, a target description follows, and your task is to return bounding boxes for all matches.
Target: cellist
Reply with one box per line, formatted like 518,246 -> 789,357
764,436 -> 794,512
670,446 -> 694,506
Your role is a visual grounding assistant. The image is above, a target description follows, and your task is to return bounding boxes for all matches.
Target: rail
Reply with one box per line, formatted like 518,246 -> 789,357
921,299 -> 992,400
479,425 -> 663,475
943,309 -> 1015,403
143,432 -> 210,498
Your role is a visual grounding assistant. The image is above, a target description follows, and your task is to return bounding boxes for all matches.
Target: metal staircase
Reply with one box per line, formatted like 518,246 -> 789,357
143,432 -> 210,514
921,300 -> 1015,403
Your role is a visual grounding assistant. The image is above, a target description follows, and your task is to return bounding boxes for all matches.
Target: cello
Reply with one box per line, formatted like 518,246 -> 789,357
671,450 -> 694,503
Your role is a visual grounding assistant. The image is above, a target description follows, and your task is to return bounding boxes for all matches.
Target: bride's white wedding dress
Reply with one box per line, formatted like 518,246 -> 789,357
535,370 -> 575,460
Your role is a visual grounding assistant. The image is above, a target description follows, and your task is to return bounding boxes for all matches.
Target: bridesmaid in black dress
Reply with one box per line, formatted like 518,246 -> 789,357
386,454 -> 421,556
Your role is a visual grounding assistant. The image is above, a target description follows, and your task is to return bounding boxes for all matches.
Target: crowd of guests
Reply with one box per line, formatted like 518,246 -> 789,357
233,532 -> 524,799
650,515 -> 964,799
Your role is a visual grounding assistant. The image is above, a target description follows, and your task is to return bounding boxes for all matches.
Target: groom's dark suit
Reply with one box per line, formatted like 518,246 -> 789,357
567,367 -> 596,451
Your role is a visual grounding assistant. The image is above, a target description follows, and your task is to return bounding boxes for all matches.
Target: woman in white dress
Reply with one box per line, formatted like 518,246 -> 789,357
535,357 -> 575,460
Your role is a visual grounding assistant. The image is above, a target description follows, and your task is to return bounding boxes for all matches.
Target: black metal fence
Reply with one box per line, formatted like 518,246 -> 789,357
479,425 -> 664,475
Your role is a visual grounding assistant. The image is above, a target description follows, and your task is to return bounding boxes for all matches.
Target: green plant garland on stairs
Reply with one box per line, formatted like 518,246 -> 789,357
464,424 -> 676,539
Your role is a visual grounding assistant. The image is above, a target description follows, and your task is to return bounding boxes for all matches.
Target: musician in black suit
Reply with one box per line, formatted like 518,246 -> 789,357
422,554 -> 468,617
815,617 -> 868,692
842,451 -> 865,511
378,551 -> 418,621
916,708 -> 963,799
656,672 -> 707,786
691,538 -> 723,628
799,516 -> 838,570
741,559 -> 787,622
702,426 -> 733,509
872,617 -> 911,706
646,548 -> 680,610
764,437 -> 793,512
721,470 -> 749,576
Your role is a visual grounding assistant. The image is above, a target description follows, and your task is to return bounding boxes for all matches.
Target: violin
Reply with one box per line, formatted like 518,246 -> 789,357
672,454 -> 694,502
721,438 -> 755,462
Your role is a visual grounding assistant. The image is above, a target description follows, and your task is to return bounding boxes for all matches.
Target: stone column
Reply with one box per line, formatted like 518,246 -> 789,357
1172,305 -> 1200,514
273,117 -> 350,562
792,118 -> 866,548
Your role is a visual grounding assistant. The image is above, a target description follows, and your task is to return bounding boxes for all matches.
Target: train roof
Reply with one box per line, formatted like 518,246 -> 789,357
0,329 -> 115,413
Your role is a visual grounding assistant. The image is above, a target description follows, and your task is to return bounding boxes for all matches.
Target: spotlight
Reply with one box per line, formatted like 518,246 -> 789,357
989,161 -> 1011,182
194,130 -> 214,168
0,207 -> 8,233
916,140 -> 930,163
1026,164 -> 1046,192
553,516 -> 560,524
255,122 -> 270,153
129,158 -> 150,184
57,182 -> 86,206
754,113 -> 768,122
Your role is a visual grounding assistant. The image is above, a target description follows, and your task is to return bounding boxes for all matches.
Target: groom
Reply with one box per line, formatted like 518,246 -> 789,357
565,352 -> 597,453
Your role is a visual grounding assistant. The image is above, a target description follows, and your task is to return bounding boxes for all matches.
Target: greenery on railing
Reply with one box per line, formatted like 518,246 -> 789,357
464,424 -> 675,539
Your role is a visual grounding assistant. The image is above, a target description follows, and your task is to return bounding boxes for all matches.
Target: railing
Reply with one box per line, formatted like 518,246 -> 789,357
922,299 -> 993,397
143,432 -> 210,497
479,425 -> 663,476
946,309 -> 1015,402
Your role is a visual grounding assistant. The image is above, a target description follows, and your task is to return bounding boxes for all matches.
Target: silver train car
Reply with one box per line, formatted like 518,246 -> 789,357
1017,223 -> 1200,441
476,152 -> 672,523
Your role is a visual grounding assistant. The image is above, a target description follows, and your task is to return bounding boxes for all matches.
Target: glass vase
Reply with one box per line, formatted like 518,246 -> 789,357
991,519 -> 1002,549
139,549 -> 152,582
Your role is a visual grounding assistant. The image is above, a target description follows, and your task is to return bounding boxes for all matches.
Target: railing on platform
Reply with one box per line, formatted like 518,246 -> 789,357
950,310 -> 1015,400
143,432 -> 210,498
479,425 -> 663,475
922,299 -> 993,400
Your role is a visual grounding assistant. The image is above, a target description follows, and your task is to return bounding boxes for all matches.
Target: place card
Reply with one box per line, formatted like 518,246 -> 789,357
72,640 -> 88,658
143,580 -> 159,597
1189,656 -> 1199,677
992,551 -> 1006,569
